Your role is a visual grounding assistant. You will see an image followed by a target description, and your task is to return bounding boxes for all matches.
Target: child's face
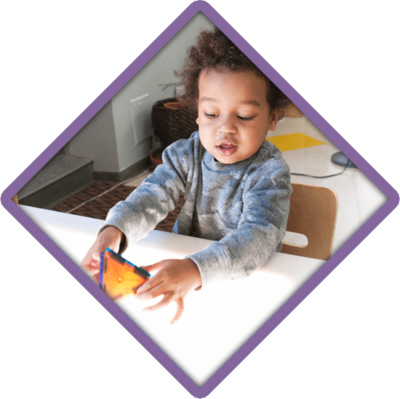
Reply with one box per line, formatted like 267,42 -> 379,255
196,68 -> 279,164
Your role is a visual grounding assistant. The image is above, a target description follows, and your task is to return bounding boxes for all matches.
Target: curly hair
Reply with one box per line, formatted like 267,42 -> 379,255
174,28 -> 292,115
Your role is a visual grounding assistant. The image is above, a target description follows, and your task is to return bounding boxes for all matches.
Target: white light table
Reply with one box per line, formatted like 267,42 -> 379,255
21,205 -> 324,386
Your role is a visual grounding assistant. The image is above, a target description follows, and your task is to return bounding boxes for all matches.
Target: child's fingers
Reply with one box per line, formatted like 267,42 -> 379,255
136,277 -> 164,297
137,263 -> 175,295
136,274 -> 168,299
92,271 -> 100,284
170,298 -> 184,324
142,294 -> 185,324
141,260 -> 167,273
92,252 -> 101,261
143,292 -> 174,312
82,253 -> 100,273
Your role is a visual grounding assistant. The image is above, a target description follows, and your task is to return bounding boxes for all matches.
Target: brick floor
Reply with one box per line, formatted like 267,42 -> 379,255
52,180 -> 184,233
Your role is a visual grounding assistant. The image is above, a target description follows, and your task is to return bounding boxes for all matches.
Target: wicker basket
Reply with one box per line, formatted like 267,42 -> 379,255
151,98 -> 198,149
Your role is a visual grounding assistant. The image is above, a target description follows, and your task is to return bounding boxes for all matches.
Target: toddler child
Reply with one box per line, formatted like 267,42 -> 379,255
82,28 -> 292,323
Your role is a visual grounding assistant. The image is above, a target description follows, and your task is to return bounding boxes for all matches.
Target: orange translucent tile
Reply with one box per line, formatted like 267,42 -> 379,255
99,248 -> 151,300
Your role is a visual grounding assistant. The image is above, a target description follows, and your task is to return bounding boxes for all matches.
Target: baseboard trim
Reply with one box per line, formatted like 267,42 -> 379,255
93,156 -> 152,183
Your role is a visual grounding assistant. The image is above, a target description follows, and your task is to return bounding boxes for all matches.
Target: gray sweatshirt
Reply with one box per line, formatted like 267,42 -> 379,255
103,131 -> 292,287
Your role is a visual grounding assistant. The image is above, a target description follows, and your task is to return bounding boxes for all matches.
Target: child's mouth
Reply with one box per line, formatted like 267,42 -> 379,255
217,143 -> 237,156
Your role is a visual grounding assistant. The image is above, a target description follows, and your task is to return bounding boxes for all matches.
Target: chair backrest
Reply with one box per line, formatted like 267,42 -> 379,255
281,183 -> 338,261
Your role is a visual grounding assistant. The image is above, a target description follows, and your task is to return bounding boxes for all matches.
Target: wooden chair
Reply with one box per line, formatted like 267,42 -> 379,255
281,183 -> 338,261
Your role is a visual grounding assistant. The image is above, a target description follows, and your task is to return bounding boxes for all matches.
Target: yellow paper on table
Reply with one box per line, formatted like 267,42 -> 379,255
266,133 -> 325,152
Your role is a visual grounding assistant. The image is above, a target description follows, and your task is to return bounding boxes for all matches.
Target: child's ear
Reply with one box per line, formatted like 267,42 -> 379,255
268,108 -> 281,131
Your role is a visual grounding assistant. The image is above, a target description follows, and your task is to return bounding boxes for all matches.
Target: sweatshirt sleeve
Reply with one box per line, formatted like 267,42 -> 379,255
187,162 -> 292,287
99,142 -> 189,251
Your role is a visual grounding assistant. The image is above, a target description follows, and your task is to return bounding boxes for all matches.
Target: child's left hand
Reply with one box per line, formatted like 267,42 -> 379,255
136,258 -> 202,324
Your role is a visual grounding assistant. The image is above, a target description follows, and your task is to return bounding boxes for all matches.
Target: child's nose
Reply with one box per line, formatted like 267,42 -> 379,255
217,115 -> 237,134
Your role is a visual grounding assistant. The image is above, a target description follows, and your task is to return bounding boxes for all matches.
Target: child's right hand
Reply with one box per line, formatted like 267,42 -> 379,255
81,226 -> 124,282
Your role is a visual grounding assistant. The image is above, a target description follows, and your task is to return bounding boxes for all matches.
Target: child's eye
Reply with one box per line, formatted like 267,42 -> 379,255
205,113 -> 218,118
238,115 -> 255,121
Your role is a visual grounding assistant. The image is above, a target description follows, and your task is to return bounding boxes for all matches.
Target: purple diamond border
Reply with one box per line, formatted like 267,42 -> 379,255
1,2 -> 398,398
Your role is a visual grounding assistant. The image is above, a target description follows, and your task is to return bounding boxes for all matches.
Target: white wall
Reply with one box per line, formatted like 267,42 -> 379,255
65,12 -> 214,174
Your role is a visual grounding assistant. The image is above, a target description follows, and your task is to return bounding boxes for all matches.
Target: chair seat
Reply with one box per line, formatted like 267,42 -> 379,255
281,183 -> 338,260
